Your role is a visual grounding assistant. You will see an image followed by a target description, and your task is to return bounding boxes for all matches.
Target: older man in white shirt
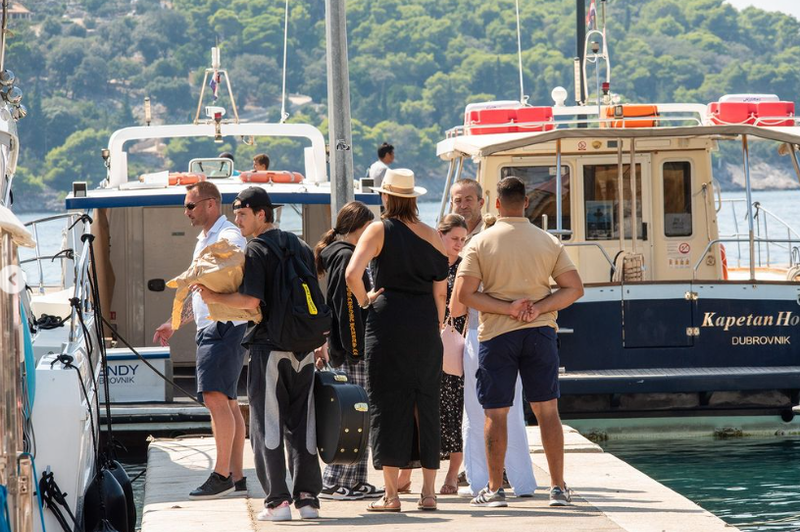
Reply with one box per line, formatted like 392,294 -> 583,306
153,181 -> 248,500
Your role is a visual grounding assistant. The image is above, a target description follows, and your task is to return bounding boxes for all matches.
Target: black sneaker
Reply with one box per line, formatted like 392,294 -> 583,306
353,482 -> 384,499
189,472 -> 235,500
234,477 -> 247,492
319,485 -> 365,501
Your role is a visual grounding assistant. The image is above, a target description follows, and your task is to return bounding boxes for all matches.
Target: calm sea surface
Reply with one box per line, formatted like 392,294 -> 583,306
14,188 -> 800,531
601,437 -> 800,532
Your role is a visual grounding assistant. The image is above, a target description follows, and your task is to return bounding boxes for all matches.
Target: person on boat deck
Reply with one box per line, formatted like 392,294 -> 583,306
346,168 -> 449,513
253,153 -> 270,172
153,181 -> 248,500
313,201 -> 385,502
455,176 -> 584,508
436,214 -> 469,495
366,142 -> 394,188
194,187 -> 322,522
451,178 -> 538,500
219,151 -> 241,177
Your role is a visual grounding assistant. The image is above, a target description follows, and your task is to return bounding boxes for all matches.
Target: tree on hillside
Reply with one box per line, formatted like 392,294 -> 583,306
43,129 -> 111,190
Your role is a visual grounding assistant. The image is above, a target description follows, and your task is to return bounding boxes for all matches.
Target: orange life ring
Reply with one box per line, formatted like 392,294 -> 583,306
720,244 -> 729,280
168,172 -> 206,186
239,171 -> 304,184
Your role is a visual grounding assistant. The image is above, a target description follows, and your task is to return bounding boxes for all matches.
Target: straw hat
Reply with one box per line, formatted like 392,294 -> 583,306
372,168 -> 426,198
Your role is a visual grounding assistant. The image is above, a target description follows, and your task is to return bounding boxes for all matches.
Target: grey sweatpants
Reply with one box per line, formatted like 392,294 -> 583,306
248,346 -> 322,509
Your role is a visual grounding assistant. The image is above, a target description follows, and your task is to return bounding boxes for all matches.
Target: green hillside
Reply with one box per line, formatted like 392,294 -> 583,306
7,0 -> 800,210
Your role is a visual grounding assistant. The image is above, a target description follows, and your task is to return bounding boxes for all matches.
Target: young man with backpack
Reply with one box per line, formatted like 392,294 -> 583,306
194,187 -> 329,521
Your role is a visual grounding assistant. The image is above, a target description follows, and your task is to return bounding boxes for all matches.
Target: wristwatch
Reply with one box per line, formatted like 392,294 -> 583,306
359,298 -> 371,310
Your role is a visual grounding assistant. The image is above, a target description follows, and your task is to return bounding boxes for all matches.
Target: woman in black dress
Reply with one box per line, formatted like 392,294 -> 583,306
436,214 -> 468,494
346,168 -> 449,513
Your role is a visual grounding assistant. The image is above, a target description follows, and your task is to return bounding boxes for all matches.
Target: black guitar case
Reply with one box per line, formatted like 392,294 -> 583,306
314,369 -> 370,465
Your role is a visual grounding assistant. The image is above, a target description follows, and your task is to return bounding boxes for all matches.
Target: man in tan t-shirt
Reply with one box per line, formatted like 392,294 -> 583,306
455,176 -> 584,508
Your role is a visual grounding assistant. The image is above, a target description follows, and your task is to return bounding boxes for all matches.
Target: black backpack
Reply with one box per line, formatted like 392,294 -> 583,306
255,231 -> 332,353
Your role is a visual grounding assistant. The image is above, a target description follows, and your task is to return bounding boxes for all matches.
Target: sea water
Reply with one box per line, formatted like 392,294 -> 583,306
601,437 -> 800,531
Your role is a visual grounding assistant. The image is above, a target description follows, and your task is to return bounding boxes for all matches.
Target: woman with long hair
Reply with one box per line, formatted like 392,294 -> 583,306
436,213 -> 468,494
313,201 -> 382,501
346,169 -> 449,512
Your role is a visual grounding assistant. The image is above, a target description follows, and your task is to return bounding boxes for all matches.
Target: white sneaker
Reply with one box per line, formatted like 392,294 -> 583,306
257,501 -> 292,521
298,505 -> 319,520
457,486 -> 475,498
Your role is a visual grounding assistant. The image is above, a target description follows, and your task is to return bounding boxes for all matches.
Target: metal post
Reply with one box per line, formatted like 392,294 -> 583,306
325,0 -> 355,225
630,139 -> 637,253
742,135 -> 756,280
437,159 -> 456,224
576,0 -> 586,126
617,140 -> 624,250
556,139 -> 563,233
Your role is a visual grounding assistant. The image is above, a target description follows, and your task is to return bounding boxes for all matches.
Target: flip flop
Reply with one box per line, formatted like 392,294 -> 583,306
367,496 -> 401,513
418,494 -> 437,511
397,481 -> 412,494
439,484 -> 458,495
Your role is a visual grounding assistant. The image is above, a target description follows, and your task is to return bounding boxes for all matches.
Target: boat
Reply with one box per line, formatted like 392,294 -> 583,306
52,48 -> 378,432
435,1 -> 800,429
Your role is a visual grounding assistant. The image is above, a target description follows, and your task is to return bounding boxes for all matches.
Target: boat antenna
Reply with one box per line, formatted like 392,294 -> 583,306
279,0 -> 290,123
514,0 -> 526,104
581,0 -> 611,111
193,46 -> 241,125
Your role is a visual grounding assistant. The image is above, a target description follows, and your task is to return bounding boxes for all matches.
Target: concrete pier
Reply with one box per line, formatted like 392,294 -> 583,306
142,426 -> 736,532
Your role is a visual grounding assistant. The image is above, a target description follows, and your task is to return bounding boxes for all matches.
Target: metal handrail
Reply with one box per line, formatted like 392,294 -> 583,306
563,241 -> 617,273
22,213 -> 81,292
718,198 -> 800,269
692,237 -> 800,280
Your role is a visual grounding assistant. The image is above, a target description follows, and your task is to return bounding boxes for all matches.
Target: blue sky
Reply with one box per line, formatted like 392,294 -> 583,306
726,0 -> 800,20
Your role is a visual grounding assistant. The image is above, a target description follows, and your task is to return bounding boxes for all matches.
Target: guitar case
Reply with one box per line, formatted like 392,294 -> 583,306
314,369 -> 370,465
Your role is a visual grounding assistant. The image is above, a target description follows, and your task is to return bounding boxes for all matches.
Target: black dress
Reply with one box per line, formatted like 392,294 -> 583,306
365,219 -> 449,470
440,258 -> 466,459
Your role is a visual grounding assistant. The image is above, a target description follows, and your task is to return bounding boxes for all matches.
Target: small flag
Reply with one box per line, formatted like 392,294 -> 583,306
209,71 -> 221,101
586,0 -> 597,29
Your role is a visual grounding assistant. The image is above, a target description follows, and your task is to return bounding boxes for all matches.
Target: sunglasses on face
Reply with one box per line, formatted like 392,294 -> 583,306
184,197 -> 214,211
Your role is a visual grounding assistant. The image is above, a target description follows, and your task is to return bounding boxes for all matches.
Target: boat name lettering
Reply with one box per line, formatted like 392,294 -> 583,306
701,311 -> 800,331
731,336 -> 791,346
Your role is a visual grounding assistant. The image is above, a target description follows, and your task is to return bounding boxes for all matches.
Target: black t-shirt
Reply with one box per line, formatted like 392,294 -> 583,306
238,228 -> 316,348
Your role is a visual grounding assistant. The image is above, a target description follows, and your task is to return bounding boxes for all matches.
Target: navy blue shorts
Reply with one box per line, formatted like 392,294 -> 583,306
476,327 -> 560,409
195,321 -> 247,403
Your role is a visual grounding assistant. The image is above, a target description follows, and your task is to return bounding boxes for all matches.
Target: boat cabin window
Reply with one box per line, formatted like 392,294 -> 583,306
188,158 -> 234,179
583,164 -> 645,241
500,166 -> 571,239
663,161 -> 692,237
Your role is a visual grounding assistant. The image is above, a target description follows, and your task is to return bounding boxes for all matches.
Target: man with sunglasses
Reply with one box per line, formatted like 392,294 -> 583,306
153,181 -> 248,500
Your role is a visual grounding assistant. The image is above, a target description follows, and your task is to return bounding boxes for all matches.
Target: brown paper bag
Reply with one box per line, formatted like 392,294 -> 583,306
166,239 -> 261,330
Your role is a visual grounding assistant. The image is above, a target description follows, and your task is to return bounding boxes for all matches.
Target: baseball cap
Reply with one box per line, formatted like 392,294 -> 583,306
233,186 -> 283,210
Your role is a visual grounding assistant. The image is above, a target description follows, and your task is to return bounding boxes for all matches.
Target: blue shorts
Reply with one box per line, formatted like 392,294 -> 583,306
195,321 -> 247,403
476,327 -> 560,409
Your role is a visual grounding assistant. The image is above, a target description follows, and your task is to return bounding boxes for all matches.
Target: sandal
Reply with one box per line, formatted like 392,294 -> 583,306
397,481 -> 412,494
367,496 -> 401,513
439,483 -> 458,495
418,494 -> 437,511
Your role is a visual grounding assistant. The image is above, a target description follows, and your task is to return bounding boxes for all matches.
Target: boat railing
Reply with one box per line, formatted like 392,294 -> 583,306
68,227 -> 94,344
693,237 -> 800,281
21,213 -> 83,294
718,198 -> 800,269
446,103 -> 707,139
563,241 -> 617,274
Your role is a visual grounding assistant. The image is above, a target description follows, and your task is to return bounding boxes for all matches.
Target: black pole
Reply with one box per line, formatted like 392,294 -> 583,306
577,0 -> 586,126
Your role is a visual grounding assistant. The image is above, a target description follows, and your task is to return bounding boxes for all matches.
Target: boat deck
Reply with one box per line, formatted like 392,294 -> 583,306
141,427 -> 736,532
